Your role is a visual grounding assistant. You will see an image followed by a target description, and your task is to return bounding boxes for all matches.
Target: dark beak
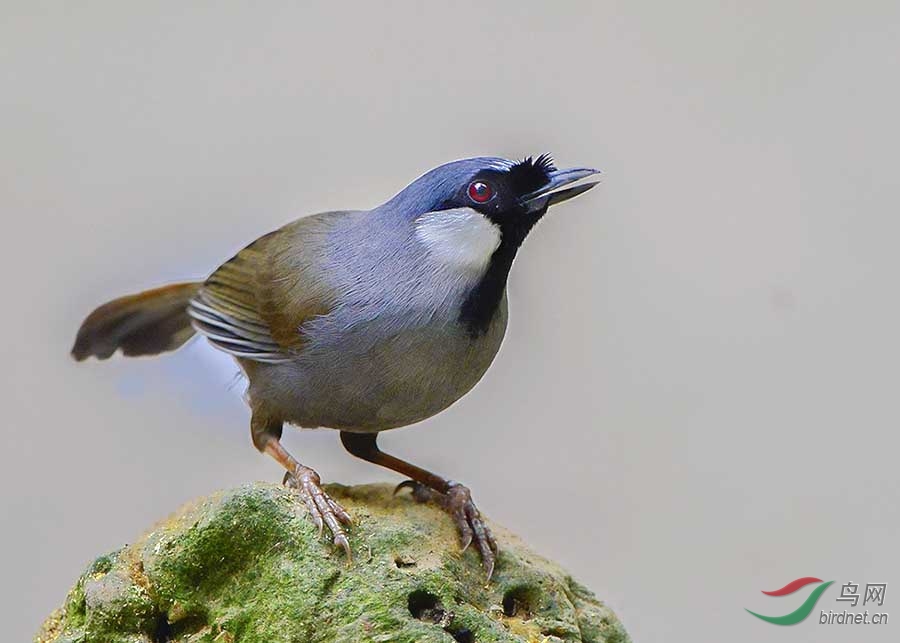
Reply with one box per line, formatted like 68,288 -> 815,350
520,167 -> 601,213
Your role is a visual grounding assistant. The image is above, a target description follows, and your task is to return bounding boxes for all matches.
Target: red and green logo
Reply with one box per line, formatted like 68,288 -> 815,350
746,577 -> 834,625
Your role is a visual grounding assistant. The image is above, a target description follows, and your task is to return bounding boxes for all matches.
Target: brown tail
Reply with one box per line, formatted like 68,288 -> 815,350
72,282 -> 202,361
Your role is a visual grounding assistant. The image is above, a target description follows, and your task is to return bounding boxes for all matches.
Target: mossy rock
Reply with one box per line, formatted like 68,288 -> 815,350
36,483 -> 629,643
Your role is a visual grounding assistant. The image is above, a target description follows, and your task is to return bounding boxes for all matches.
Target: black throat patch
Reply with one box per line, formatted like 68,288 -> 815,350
458,212 -> 543,337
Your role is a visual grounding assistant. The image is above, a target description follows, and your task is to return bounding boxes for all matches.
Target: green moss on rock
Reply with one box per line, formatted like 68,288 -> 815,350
36,483 -> 629,643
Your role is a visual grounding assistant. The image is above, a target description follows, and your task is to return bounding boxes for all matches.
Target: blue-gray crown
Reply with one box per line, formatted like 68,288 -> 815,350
381,155 -> 557,217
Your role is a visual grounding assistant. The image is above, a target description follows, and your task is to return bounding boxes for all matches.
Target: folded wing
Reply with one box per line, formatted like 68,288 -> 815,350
188,216 -> 339,363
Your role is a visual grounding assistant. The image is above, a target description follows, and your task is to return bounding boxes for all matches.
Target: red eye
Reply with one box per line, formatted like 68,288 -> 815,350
467,181 -> 493,203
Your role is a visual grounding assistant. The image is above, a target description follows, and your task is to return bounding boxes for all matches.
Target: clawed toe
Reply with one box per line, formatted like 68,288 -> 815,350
333,532 -> 352,559
446,483 -> 497,579
397,480 -> 498,578
394,479 -> 439,503
283,467 -> 353,561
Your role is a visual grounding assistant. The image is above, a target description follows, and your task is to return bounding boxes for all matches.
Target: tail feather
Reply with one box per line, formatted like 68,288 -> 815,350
72,282 -> 202,361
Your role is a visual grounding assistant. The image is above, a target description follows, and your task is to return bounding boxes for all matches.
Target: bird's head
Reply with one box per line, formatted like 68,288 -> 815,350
386,155 -> 599,227
382,155 -> 599,273
378,155 -> 599,334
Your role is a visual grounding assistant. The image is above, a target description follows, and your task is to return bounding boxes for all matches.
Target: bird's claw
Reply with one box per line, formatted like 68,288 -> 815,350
283,467 -> 353,561
394,479 -> 439,503
397,480 -> 498,579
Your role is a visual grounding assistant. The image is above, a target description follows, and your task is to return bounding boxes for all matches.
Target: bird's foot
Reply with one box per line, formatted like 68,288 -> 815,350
283,466 -> 352,559
396,480 -> 498,578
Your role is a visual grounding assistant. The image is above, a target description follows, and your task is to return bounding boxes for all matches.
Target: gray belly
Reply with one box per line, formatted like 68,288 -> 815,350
245,299 -> 508,431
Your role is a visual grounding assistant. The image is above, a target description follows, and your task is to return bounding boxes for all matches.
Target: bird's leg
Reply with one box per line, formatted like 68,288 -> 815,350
339,431 -> 497,578
252,416 -> 352,558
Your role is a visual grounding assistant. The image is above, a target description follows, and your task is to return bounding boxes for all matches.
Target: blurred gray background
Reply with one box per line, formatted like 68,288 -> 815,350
2,2 -> 898,641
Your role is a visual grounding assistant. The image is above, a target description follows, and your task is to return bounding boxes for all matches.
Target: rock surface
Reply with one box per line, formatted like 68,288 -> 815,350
36,483 -> 629,643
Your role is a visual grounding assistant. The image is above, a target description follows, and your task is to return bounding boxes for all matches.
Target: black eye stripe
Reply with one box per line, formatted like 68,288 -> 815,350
430,155 -> 555,214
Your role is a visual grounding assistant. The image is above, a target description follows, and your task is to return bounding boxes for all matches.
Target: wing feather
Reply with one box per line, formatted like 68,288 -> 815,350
187,215 -> 339,363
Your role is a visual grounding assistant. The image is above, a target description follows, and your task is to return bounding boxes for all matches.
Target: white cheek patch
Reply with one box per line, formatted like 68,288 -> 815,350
415,207 -> 501,273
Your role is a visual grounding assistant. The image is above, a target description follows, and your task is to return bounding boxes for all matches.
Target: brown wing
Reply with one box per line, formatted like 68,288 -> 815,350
188,215 -> 339,363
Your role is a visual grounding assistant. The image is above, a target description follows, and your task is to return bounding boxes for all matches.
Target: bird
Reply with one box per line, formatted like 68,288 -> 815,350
72,154 -> 600,578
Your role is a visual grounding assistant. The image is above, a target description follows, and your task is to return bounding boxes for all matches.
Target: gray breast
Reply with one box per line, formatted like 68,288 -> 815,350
272,296 -> 508,431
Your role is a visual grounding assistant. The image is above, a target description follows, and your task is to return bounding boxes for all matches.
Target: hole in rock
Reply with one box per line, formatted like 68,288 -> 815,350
408,589 -> 445,623
502,585 -> 540,618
